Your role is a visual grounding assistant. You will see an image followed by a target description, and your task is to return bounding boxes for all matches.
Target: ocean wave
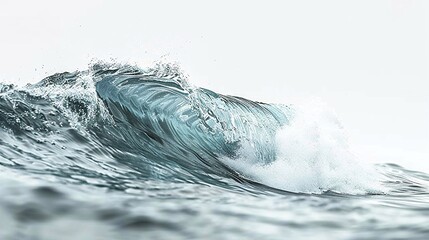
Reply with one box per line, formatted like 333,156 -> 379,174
0,63 -> 385,194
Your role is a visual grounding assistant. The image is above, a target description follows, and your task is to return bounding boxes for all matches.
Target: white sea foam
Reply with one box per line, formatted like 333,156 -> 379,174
20,71 -> 112,130
223,99 -> 385,194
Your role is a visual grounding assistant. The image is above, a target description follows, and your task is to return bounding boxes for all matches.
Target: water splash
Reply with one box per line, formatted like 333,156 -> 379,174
222,100 -> 385,194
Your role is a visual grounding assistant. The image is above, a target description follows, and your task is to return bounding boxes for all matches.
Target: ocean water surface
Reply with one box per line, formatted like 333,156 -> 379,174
0,64 -> 428,240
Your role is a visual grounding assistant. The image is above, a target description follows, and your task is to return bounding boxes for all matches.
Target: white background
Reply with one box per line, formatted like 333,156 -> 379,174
1,0 -> 428,171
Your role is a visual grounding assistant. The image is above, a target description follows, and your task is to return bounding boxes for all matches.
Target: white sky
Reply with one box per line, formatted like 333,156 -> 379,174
1,0 -> 428,171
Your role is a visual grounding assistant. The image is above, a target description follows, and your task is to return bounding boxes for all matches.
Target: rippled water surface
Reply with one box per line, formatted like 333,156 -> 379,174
1,64 -> 428,240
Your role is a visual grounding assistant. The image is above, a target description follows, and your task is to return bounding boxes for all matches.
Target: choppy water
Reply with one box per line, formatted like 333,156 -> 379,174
0,64 -> 428,240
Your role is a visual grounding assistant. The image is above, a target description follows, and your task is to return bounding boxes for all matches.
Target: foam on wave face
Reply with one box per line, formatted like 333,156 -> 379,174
222,100 -> 386,194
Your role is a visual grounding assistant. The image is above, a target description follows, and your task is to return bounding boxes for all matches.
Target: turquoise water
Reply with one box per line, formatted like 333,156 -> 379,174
0,64 -> 428,240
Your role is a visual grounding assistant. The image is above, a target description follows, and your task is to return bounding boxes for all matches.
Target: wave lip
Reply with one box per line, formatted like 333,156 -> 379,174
95,67 -> 289,157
